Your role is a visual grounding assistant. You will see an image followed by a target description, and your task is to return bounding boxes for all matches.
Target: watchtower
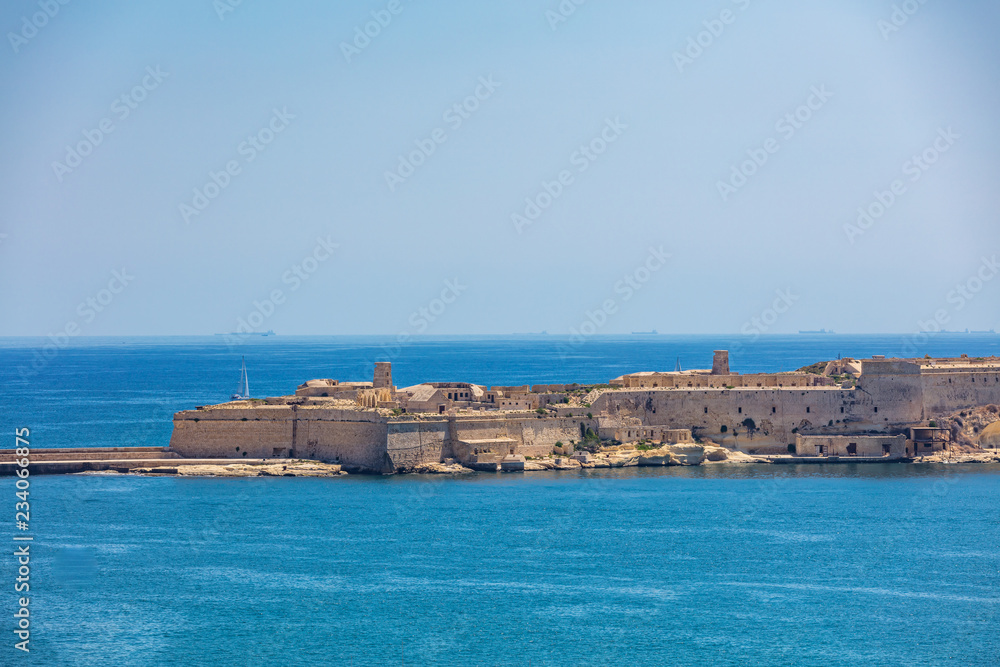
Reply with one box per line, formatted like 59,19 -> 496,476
711,350 -> 730,375
374,362 -> 392,389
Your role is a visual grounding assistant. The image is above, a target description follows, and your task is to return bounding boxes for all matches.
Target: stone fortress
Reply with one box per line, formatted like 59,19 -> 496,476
167,351 -> 1000,473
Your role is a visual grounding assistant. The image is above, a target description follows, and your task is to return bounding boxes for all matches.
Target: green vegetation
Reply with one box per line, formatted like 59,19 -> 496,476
587,413 -> 593,419
576,427 -> 602,453
635,443 -> 657,451
797,361 -> 828,375
929,421 -> 937,427
536,407 -> 547,415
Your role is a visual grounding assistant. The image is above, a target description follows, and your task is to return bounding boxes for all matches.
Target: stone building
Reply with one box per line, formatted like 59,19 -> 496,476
795,434 -> 907,458
168,353 -> 1000,472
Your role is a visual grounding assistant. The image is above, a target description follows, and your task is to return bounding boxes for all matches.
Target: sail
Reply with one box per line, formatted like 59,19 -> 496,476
232,357 -> 250,400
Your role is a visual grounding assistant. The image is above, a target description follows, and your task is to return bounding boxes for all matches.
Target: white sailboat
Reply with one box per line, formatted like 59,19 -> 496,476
231,356 -> 250,400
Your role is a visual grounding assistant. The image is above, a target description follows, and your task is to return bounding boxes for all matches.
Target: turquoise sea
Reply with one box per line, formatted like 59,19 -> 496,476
1,335 -> 999,665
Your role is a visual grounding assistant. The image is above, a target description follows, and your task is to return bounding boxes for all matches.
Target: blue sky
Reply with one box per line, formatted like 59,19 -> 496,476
1,0 -> 998,336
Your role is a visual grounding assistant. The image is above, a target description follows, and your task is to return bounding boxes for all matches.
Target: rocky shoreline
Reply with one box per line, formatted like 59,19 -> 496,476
75,442 -> 1000,478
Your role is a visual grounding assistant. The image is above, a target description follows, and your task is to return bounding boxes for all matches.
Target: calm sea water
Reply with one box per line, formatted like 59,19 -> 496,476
2,335 -> 1000,665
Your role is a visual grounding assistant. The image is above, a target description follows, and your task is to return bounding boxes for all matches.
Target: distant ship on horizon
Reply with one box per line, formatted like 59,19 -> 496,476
631,330 -> 658,335
941,328 -> 997,334
215,329 -> 276,337
798,329 -> 836,334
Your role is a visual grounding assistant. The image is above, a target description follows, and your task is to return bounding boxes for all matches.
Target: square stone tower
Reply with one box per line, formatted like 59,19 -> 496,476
711,350 -> 730,375
374,362 -> 392,389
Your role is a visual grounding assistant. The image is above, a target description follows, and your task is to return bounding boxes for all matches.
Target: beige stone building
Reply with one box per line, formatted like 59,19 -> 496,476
168,353 -> 1000,472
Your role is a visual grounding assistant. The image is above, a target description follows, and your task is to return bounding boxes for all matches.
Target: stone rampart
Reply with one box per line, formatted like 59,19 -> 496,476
169,406 -> 388,472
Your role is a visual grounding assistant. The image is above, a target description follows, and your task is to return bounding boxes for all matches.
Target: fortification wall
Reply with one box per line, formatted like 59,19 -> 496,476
593,388 -> 890,454
386,420 -> 449,470
920,370 -> 1000,415
448,415 -> 592,458
169,406 -> 389,472
169,415 -> 293,459
296,419 -> 389,472
858,373 -> 925,424
514,417 -> 595,456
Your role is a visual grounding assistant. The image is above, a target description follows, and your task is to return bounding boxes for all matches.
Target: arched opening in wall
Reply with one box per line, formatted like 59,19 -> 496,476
738,407 -> 742,414
874,407 -> 878,413
772,407 -> 776,413
704,407 -> 708,413
806,407 -> 810,413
